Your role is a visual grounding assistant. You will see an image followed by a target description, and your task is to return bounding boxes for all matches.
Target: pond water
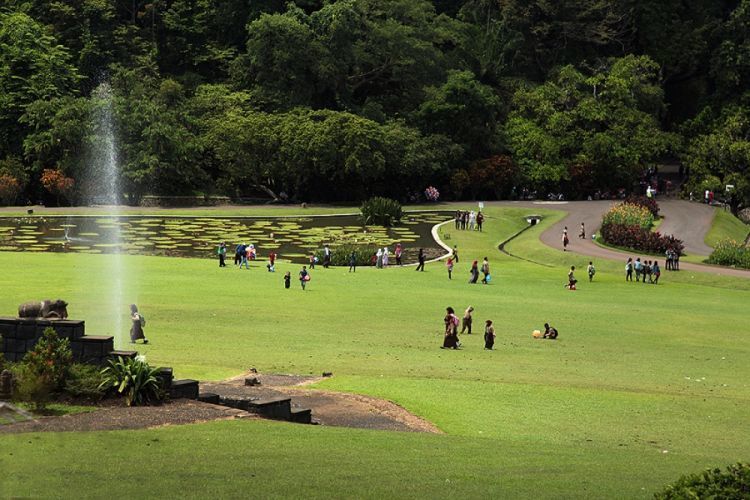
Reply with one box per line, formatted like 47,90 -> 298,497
0,212 -> 449,264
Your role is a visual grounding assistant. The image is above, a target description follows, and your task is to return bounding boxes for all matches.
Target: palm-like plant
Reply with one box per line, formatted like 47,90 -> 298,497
99,356 -> 164,406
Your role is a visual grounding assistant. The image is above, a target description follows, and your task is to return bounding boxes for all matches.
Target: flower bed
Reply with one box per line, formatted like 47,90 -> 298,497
600,222 -> 684,255
706,239 -> 750,269
623,195 -> 659,217
602,203 -> 655,231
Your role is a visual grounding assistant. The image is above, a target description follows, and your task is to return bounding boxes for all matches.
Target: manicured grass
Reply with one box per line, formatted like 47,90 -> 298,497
705,209 -> 750,248
1,206 -> 748,498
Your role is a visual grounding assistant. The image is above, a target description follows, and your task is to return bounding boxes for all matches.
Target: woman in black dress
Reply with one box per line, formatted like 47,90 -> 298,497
442,307 -> 459,349
129,304 -> 148,344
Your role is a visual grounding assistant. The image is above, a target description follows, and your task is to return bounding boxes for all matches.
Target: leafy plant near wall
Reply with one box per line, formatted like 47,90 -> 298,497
600,223 -> 684,255
360,197 -> 403,227
23,327 -> 73,390
99,356 -> 164,407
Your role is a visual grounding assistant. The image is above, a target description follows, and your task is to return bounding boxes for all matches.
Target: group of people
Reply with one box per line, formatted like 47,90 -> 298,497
373,244 -> 404,268
443,306 -> 560,350
562,223 -> 586,251
284,266 -> 312,290
442,307 -> 496,350
454,210 -> 485,231
625,257 -> 662,284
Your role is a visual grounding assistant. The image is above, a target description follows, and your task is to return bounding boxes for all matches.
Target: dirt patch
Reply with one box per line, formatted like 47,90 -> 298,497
203,373 -> 442,434
0,399 -> 255,435
0,373 -> 441,434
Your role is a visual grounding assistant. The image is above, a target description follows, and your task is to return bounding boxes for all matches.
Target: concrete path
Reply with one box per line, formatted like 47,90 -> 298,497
477,199 -> 750,279
538,201 -> 750,278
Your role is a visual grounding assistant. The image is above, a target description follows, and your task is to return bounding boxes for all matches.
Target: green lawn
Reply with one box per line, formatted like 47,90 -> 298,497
705,209 -> 750,248
1,206 -> 748,498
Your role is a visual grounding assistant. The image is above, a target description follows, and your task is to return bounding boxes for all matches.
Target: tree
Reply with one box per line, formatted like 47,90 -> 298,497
0,174 -> 21,205
506,56 -> 675,195
231,12 -> 332,109
682,103 -> 750,215
0,12 -> 81,158
40,168 -> 74,206
417,70 -> 501,159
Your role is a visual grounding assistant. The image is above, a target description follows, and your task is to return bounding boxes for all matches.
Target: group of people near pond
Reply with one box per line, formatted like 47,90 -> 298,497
442,306 -> 559,350
454,210 -> 485,231
625,257 -> 664,284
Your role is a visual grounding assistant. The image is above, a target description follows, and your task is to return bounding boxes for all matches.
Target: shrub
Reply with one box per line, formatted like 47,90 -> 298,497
602,202 -> 655,230
0,174 -> 21,205
654,462 -> 750,499
360,197 -> 403,227
600,223 -> 685,255
11,363 -> 52,411
624,194 -> 659,217
707,239 -> 750,269
64,363 -> 107,400
100,356 -> 164,406
23,327 -> 73,390
314,243 -> 380,267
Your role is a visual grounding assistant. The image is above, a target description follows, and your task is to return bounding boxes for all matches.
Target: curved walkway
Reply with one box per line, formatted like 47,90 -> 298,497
532,200 -> 749,278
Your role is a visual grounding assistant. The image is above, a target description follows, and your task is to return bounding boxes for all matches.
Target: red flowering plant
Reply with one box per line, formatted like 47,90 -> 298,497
424,186 -> 440,202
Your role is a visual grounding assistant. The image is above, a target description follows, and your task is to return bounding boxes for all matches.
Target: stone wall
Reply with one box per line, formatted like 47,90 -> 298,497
0,317 -> 113,365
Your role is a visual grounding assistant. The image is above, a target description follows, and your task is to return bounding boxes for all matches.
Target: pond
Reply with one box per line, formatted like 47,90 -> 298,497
0,212 -> 450,264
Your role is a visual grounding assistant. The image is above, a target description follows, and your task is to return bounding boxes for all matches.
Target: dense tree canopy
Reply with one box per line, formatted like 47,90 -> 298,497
0,0 -> 747,204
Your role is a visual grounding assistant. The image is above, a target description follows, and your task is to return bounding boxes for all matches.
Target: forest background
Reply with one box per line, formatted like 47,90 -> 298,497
0,0 -> 748,212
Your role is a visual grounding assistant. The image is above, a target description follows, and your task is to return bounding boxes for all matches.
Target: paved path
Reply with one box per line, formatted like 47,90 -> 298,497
477,200 -> 750,279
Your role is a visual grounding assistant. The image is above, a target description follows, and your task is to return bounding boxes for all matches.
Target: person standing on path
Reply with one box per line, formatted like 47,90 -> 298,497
484,320 -> 495,350
455,210 -> 461,230
415,248 -> 426,271
562,227 -> 569,251
626,257 -> 633,281
461,306 -> 474,334
376,248 -> 383,269
299,266 -> 309,290
382,247 -> 389,267
481,257 -> 490,284
395,243 -> 403,266
129,304 -> 148,344
446,256 -> 454,280
579,223 -> 586,239
217,242 -> 227,267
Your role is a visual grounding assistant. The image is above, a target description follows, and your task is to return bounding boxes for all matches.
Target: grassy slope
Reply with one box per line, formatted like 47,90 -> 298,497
705,209 -> 750,248
1,206 -> 748,498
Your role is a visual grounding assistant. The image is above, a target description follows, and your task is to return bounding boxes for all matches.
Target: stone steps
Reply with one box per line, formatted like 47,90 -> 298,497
169,379 -> 199,400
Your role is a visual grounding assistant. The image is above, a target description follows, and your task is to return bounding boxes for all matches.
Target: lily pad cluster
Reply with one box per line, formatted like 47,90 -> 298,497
0,213 -> 449,263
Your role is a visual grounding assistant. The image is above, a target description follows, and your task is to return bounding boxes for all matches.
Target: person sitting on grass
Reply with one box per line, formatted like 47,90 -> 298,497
566,266 -> 577,290
484,320 -> 495,350
543,323 -> 558,340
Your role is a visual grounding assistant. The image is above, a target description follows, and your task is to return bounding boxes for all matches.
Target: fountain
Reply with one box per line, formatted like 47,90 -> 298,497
86,82 -> 126,347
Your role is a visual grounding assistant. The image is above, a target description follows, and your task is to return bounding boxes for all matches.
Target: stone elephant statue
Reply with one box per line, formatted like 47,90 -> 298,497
18,299 -> 69,319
